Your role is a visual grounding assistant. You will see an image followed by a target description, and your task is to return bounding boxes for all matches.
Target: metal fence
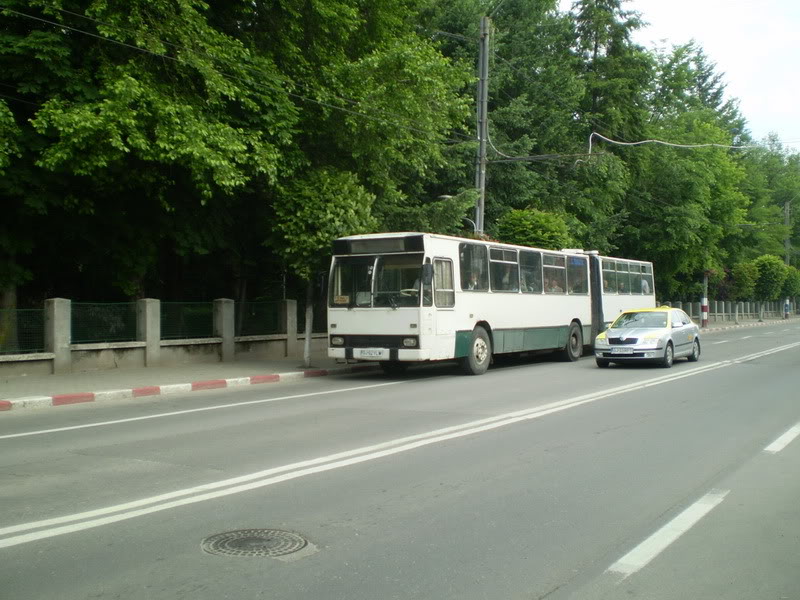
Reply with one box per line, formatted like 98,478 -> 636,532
235,301 -> 285,336
72,302 -> 137,343
296,300 -> 328,334
0,308 -> 45,354
160,302 -> 214,340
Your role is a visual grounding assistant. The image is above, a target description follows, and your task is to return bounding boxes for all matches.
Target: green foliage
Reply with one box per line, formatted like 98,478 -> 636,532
271,168 -> 378,280
729,261 -> 758,300
495,208 -> 573,250
782,265 -> 800,298
752,255 -> 787,301
0,101 -> 20,173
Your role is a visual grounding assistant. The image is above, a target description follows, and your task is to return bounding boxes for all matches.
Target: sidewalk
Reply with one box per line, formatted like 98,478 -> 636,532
0,354 -> 378,412
0,317 -> 794,413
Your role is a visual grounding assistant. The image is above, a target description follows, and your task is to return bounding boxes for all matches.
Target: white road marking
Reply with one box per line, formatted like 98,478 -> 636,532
763,331 -> 774,335
711,340 -> 730,345
0,381 -> 404,441
740,336 -> 752,340
764,423 -> 800,454
1,342 -> 798,549
608,490 -> 729,577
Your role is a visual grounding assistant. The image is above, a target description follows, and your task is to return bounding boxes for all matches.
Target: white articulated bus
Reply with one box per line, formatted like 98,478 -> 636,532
327,232 -> 655,375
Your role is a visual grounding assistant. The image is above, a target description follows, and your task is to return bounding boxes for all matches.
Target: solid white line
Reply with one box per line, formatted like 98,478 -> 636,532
1,342 -> 798,549
764,424 -> 800,454
608,490 -> 729,577
0,362 -> 734,546
711,340 -> 730,345
0,381 -> 404,441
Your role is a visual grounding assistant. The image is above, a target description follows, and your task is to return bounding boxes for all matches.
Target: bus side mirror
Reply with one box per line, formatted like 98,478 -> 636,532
422,263 -> 433,285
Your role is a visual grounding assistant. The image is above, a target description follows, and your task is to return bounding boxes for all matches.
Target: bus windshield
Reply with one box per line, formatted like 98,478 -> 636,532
329,254 -> 423,308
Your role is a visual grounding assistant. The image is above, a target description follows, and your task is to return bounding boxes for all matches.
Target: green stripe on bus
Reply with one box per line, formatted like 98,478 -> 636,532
454,325 -> 572,357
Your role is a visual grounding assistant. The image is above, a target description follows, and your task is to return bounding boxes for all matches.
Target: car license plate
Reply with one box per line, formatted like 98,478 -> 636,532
611,347 -> 634,355
356,348 -> 389,359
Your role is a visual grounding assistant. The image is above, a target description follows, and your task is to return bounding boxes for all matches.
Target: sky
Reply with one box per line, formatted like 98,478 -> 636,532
559,0 -> 800,145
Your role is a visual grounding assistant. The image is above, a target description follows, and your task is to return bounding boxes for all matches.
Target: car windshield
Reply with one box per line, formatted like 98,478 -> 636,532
611,311 -> 668,329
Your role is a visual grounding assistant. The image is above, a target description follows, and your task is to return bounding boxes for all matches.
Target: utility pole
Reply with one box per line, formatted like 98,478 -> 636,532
474,15 -> 490,234
785,197 -> 792,266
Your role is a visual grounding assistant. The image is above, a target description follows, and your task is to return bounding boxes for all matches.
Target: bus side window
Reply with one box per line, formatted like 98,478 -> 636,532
434,259 -> 455,307
520,251 -> 542,293
616,261 -> 630,294
490,248 -> 519,292
602,259 -> 616,293
629,264 -> 643,295
459,243 -> 489,291
641,264 -> 654,294
543,254 -> 566,293
567,257 -> 588,294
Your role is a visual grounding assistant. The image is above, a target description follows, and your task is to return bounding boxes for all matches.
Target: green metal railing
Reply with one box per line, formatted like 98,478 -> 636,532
296,300 -> 328,334
235,301 -> 285,336
160,302 -> 214,340
72,303 -> 137,344
0,308 -> 45,354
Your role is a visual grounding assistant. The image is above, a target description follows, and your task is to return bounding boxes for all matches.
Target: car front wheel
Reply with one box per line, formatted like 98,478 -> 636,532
687,339 -> 701,362
660,342 -> 674,368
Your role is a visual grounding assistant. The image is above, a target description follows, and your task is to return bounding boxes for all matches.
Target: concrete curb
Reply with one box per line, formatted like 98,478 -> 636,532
0,363 -> 379,413
1,318 -> 794,414
701,317 -> 798,334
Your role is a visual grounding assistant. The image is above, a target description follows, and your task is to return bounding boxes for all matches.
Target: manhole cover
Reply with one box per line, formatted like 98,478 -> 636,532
201,529 -> 308,558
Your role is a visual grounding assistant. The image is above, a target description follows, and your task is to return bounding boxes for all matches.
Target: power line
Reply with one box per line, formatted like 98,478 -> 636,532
588,132 -> 757,154
0,92 -> 40,107
2,7 -> 473,145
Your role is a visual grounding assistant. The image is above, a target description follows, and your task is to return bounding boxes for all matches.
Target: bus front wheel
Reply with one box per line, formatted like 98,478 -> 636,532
461,326 -> 492,375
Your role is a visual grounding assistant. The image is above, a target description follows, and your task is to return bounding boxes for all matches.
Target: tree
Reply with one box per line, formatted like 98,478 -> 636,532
271,168 -> 378,366
495,208 -> 573,249
729,261 -> 758,301
752,254 -> 787,320
782,265 -> 800,299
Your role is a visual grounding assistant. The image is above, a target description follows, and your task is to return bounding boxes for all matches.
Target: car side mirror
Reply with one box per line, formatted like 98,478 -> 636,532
672,322 -> 681,328
422,263 -> 433,285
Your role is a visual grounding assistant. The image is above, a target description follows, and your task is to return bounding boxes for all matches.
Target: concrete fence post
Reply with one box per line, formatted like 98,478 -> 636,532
213,298 -> 235,362
282,299 -> 298,358
45,298 -> 71,375
137,298 -> 160,367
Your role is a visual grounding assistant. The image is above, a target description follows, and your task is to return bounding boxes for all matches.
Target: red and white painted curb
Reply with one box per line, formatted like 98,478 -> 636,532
0,364 -> 378,413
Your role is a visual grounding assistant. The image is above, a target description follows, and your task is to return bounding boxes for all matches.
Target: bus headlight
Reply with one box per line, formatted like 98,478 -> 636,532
331,336 -> 344,346
403,337 -> 418,347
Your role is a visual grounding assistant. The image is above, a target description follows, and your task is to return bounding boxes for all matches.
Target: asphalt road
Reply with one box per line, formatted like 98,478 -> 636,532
1,323 -> 799,600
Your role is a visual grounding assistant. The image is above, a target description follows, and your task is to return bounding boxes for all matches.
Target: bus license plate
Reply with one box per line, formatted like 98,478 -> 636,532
356,348 -> 389,359
611,347 -> 634,355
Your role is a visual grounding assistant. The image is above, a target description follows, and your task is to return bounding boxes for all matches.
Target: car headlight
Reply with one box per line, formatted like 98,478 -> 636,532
403,337 -> 417,347
331,336 -> 344,346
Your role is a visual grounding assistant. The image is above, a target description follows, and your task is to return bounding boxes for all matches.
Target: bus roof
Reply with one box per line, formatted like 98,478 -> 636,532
333,232 -> 652,265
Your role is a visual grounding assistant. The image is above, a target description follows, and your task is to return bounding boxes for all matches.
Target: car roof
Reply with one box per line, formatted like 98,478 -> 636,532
619,306 -> 674,314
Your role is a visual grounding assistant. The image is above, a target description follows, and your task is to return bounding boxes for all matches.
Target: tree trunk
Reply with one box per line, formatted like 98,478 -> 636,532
303,279 -> 313,368
0,284 -> 19,353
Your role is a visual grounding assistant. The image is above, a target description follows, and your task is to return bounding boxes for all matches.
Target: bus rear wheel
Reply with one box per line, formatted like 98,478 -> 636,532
559,322 -> 583,362
461,326 -> 491,375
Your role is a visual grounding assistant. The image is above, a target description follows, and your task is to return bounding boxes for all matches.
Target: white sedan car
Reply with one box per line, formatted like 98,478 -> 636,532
594,306 -> 701,368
